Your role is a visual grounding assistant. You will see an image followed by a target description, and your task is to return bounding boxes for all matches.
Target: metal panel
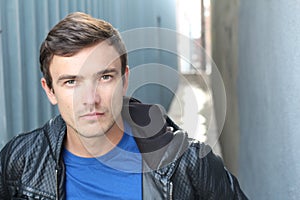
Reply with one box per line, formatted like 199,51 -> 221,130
0,0 -> 178,148
0,1 -> 8,148
3,0 -> 24,137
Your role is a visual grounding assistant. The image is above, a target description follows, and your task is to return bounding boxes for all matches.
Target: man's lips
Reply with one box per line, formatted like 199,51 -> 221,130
80,112 -> 105,119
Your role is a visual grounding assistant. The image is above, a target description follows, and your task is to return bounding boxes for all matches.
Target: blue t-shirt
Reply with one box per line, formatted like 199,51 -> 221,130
63,122 -> 142,199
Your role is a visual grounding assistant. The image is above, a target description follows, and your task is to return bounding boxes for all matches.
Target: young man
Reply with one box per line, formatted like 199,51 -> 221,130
0,12 -> 247,199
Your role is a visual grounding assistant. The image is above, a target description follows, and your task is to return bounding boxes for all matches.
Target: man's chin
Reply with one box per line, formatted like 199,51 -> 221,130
72,118 -> 117,138
76,129 -> 107,139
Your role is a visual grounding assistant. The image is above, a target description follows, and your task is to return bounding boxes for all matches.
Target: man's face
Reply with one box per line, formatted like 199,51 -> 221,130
41,42 -> 129,138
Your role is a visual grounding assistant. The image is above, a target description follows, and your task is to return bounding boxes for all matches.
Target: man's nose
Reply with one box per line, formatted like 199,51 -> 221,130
78,82 -> 101,106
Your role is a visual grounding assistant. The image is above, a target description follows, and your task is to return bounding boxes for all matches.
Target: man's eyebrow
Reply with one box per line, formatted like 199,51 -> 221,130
56,68 -> 120,83
56,75 -> 82,84
96,68 -> 119,76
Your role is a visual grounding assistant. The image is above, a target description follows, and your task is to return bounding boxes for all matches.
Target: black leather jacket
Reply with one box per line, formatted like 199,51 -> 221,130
0,98 -> 248,199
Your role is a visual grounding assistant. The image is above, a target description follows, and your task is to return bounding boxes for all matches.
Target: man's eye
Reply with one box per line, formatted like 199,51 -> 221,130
65,80 -> 76,85
101,75 -> 112,81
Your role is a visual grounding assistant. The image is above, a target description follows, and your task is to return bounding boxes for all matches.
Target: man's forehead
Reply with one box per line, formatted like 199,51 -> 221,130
50,43 -> 122,77
84,42 -> 121,65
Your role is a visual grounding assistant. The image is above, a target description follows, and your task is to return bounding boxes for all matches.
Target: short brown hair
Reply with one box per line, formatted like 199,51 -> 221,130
40,12 -> 127,89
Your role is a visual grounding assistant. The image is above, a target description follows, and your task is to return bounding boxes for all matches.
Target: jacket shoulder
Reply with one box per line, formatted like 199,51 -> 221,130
174,140 -> 248,199
0,116 -> 65,199
1,115 -> 66,162
0,127 -> 46,175
1,126 -> 45,155
0,115 -> 63,175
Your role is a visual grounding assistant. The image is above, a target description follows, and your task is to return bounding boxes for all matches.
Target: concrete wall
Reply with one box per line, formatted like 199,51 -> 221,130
211,0 -> 240,175
212,0 -> 300,198
238,0 -> 300,199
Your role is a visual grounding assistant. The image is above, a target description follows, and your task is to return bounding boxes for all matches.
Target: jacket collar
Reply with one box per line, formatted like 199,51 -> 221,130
43,115 -> 66,168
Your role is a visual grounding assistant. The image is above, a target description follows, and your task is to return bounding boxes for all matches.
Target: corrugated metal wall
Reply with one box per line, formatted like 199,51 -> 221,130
0,0 -> 178,148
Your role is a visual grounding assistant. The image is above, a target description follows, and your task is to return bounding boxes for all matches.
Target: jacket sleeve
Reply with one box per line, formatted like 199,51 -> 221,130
0,142 -> 10,199
198,148 -> 248,200
224,166 -> 248,199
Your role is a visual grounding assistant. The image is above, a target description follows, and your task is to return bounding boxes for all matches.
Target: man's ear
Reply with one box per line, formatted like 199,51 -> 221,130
41,78 -> 57,105
122,65 -> 130,96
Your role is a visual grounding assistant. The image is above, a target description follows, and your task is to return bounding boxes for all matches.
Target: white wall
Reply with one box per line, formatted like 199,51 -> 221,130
238,0 -> 300,199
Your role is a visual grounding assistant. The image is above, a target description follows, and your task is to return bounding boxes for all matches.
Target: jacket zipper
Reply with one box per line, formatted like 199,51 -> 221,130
55,168 -> 59,200
169,181 -> 173,200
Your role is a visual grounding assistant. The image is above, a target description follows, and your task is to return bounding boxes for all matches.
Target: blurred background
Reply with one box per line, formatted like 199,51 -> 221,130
1,0 -> 300,199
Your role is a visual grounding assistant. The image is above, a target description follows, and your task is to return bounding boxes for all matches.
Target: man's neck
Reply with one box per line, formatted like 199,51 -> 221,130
64,119 -> 124,158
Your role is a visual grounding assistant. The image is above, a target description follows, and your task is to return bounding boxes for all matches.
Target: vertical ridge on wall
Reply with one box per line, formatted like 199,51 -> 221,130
48,0 -> 59,29
59,0 -> 69,19
20,0 -> 39,132
0,5 -> 8,148
4,0 -> 24,135
35,0 -> 54,124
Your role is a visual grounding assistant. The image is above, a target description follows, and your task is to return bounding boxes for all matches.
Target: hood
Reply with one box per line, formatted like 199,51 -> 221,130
122,97 -> 190,171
